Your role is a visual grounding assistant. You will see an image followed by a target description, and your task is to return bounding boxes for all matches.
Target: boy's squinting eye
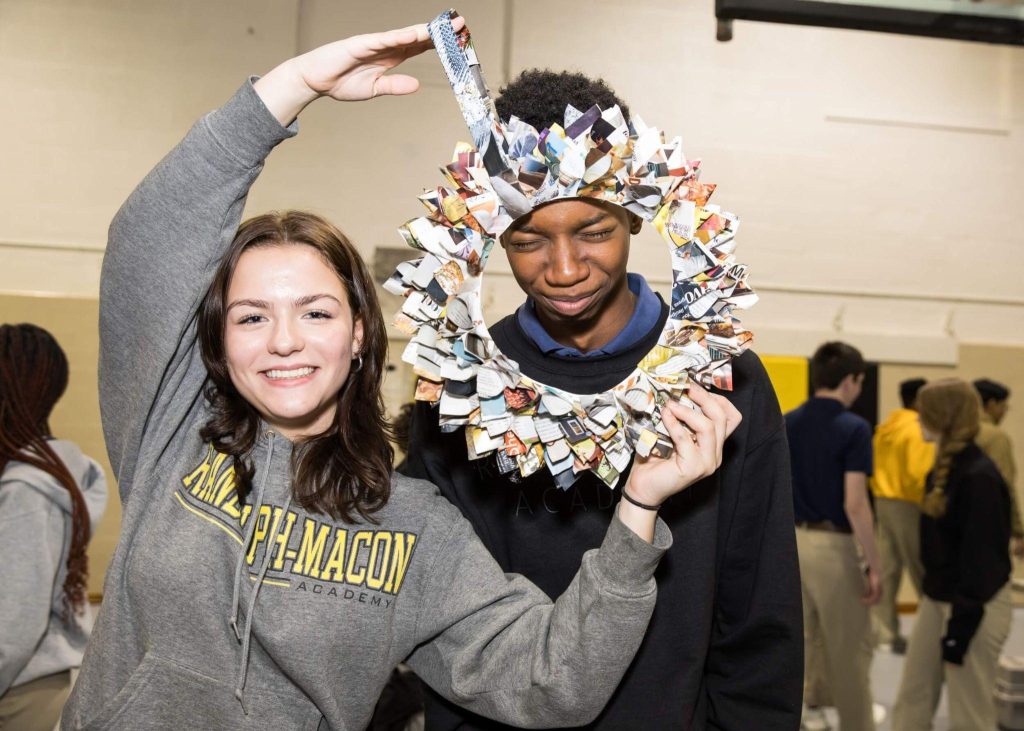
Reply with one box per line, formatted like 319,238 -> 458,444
508,238 -> 542,251
581,228 -> 614,241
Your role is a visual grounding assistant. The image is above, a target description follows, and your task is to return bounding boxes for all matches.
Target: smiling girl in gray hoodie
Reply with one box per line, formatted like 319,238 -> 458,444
62,17 -> 741,731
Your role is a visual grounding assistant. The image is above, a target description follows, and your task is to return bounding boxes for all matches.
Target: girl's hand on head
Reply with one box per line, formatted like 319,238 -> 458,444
255,15 -> 465,124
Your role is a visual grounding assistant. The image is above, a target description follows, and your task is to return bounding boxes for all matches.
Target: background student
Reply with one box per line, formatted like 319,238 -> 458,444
405,68 -> 802,731
891,378 -> 1012,730
870,377 -> 934,654
0,324 -> 108,731
787,341 -> 881,731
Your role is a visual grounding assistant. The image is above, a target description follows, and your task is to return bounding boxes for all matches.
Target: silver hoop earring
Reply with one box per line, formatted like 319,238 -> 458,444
354,353 -> 363,372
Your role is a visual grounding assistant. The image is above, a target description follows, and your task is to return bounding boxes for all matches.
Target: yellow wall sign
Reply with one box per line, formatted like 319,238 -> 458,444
761,355 -> 810,414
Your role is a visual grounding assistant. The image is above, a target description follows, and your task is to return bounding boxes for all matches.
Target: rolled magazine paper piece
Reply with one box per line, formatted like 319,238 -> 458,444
384,8 -> 757,489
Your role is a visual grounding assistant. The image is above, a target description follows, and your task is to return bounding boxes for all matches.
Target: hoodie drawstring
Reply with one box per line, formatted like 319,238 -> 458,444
229,432 -> 284,715
234,491 -> 292,715
229,435 -> 275,641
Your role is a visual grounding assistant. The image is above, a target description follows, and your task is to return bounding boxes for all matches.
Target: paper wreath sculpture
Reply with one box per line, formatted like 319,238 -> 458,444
384,9 -> 758,490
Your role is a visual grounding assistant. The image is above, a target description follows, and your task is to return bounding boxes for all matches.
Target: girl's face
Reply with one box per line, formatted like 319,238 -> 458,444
223,244 -> 363,441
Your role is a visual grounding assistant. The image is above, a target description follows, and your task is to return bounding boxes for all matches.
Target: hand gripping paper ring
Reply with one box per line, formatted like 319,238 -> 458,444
384,9 -> 758,489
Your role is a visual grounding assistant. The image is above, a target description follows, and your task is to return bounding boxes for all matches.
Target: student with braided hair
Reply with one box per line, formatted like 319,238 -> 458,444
0,324 -> 108,730
891,378 -> 1012,731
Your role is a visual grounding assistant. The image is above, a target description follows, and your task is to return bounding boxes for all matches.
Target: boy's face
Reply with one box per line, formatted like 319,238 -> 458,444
986,398 -> 1009,425
501,198 -> 640,349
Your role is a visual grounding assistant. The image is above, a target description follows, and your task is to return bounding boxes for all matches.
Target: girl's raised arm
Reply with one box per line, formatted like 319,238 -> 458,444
98,21 -> 447,493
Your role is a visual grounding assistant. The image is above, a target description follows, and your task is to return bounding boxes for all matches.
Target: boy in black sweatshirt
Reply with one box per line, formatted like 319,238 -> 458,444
401,69 -> 803,731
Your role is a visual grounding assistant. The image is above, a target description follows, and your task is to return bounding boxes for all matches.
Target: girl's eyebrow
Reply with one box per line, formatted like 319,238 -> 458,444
227,294 -> 340,311
227,298 -> 269,311
295,293 -> 341,307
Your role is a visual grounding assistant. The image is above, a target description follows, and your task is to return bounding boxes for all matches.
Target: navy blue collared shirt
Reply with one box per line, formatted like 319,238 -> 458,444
785,396 -> 873,531
515,273 -> 661,359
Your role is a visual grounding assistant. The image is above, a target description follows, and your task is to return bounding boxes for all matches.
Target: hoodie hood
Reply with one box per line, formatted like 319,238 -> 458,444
0,438 -> 108,696
875,408 -> 920,444
3,439 -> 106,534
871,408 -> 935,503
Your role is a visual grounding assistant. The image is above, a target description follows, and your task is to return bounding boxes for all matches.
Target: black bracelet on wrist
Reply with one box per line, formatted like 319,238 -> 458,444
620,488 -> 663,511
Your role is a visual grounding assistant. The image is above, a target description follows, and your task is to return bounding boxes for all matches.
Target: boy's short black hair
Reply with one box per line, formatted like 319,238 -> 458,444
810,341 -> 866,391
899,378 -> 927,408
973,378 -> 1010,405
495,69 -> 630,131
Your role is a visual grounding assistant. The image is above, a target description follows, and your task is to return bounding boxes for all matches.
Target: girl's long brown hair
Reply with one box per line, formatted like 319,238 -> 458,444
197,211 -> 393,522
0,324 -> 90,616
917,378 -> 981,518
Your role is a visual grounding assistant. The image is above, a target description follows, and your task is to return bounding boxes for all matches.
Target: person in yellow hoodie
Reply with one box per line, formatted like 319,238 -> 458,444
871,378 -> 935,653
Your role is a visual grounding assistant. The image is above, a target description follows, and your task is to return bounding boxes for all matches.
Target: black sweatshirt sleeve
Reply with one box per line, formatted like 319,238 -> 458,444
401,402 -> 446,483
704,356 -> 804,730
400,403 -> 497,548
942,468 -> 1011,665
401,402 -> 474,506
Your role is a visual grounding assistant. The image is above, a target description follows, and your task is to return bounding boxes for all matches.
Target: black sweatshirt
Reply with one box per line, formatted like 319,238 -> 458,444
921,442 -> 1011,665
403,307 -> 804,730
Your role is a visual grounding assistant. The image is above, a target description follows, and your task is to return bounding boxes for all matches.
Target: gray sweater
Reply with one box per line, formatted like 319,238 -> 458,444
61,80 -> 671,731
0,440 -> 107,695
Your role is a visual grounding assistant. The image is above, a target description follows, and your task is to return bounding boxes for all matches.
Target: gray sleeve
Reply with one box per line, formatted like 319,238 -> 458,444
406,510 -> 670,728
0,489 -> 59,696
99,79 -> 296,492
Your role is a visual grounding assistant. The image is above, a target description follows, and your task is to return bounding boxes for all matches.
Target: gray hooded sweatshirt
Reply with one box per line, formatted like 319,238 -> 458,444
0,440 -> 108,695
61,80 -> 672,731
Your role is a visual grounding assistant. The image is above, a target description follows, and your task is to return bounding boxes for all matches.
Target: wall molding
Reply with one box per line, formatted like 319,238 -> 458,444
1,238 -> 105,253
825,113 -> 1010,137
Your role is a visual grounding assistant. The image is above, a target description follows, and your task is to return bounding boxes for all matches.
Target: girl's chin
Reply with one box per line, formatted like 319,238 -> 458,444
261,403 -> 334,435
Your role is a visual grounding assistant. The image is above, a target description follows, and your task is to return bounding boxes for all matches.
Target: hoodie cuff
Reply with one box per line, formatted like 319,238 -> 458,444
941,634 -> 967,665
204,77 -> 298,170
593,512 -> 672,594
942,602 -> 984,665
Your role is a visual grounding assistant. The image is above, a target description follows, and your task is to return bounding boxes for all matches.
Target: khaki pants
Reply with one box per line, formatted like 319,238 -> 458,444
891,583 -> 1011,731
797,527 -> 876,731
0,670 -> 70,731
872,497 -> 925,644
